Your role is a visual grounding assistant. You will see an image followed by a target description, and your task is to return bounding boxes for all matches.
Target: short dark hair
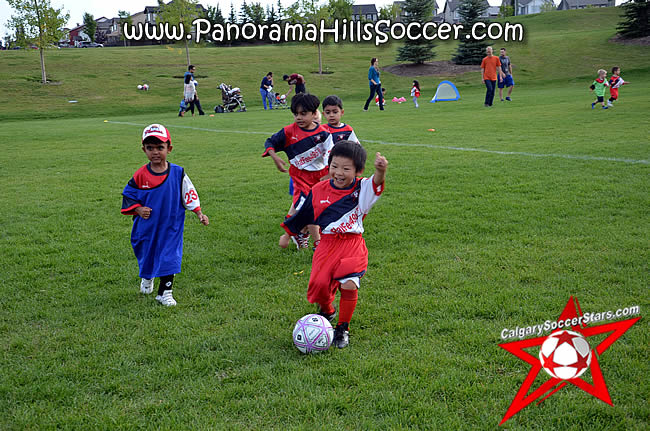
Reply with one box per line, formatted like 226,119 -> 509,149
612,66 -> 620,74
322,95 -> 343,109
283,74 -> 289,81
329,140 -> 366,173
371,57 -> 377,65
267,72 -> 273,76
291,93 -> 320,114
188,65 -> 195,71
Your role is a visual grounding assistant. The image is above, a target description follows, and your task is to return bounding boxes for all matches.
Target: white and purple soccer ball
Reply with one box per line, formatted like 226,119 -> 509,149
143,84 -> 149,90
539,330 -> 592,380
137,84 -> 143,90
293,314 -> 334,354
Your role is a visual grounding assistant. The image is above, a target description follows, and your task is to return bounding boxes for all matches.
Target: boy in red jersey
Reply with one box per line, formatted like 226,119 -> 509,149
121,124 -> 209,306
607,66 -> 630,107
263,93 -> 333,250
321,95 -> 360,144
282,141 -> 388,349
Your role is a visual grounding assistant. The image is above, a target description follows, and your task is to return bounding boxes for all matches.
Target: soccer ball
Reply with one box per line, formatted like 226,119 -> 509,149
539,330 -> 592,380
137,85 -> 143,90
143,84 -> 149,90
293,314 -> 334,354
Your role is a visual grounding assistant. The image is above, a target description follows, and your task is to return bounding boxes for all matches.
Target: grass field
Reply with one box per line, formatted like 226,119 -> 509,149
0,7 -> 648,430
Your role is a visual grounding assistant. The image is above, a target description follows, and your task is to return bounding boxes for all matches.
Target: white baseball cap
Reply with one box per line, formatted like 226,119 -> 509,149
142,124 -> 171,144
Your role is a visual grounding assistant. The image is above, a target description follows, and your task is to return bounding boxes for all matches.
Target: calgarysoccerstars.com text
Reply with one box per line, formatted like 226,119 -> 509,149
123,19 -> 525,46
500,304 -> 641,340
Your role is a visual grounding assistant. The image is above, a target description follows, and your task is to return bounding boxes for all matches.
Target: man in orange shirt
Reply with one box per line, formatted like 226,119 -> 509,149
480,46 -> 502,107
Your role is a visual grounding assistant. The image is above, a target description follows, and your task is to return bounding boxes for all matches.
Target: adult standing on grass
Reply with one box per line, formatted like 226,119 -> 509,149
283,73 -> 306,96
498,48 -> 514,102
363,58 -> 384,111
182,65 -> 197,116
480,47 -> 501,107
260,72 -> 275,110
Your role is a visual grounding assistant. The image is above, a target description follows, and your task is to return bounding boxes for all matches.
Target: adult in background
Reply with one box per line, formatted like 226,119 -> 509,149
182,65 -> 197,116
363,58 -> 384,111
498,48 -> 514,102
260,72 -> 275,110
480,47 -> 501,107
283,73 -> 306,96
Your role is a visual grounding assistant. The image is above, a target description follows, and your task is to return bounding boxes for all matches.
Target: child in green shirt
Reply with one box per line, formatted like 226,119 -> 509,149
590,69 -> 609,110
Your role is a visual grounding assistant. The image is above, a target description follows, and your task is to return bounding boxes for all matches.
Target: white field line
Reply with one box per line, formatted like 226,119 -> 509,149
106,120 -> 649,165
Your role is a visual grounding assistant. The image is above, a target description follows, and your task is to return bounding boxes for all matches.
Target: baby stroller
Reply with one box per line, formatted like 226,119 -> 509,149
215,83 -> 246,113
272,92 -> 289,109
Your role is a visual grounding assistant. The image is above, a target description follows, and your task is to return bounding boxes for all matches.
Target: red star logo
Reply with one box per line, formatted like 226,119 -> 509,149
498,296 -> 640,425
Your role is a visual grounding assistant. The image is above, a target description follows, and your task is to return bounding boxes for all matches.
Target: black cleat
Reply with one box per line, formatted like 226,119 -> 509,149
333,322 -> 349,349
317,307 -> 337,322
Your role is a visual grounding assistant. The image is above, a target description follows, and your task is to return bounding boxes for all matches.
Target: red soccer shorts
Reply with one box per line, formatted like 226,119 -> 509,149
290,165 -> 329,205
307,233 -> 368,305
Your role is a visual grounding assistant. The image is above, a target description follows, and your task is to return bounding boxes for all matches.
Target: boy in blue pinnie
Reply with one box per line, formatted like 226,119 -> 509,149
121,124 -> 209,306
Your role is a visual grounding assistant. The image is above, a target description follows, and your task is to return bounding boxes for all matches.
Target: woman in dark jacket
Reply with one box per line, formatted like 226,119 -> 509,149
363,58 -> 384,111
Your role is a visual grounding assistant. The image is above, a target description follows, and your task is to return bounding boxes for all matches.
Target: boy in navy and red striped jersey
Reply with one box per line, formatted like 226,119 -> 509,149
263,93 -> 333,250
321,95 -> 359,144
282,141 -> 388,349
121,124 -> 209,306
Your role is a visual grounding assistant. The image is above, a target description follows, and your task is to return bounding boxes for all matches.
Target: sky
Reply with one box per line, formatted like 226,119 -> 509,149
0,0 -> 507,39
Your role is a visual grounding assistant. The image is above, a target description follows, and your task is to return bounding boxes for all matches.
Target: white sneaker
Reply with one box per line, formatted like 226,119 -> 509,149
607,101 -> 613,107
156,290 -> 177,306
140,278 -> 154,294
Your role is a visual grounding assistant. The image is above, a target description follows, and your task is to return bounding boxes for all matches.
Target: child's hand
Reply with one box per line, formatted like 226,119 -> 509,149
374,152 -> 388,173
135,206 -> 152,219
197,213 -> 209,226
272,155 -> 288,173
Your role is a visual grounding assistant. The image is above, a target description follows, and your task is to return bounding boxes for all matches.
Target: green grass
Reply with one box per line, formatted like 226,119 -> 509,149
1,7 -> 649,430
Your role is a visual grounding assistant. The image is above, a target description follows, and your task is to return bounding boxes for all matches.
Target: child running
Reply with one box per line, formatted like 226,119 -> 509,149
263,93 -> 333,250
411,80 -> 421,108
121,124 -> 209,306
282,141 -> 388,349
321,95 -> 360,144
607,66 -> 629,107
590,69 -> 610,110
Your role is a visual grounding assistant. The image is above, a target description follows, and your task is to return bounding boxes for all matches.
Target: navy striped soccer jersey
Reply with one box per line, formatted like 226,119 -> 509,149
323,123 -> 359,144
282,175 -> 384,236
263,123 -> 333,172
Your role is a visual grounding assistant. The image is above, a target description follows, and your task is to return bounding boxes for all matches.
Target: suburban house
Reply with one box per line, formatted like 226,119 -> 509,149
442,0 -> 498,23
556,0 -> 615,10
67,24 -> 90,46
94,17 -> 112,45
352,4 -> 379,21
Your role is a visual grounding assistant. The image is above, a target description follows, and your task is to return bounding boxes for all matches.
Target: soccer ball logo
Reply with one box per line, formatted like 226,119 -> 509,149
539,330 -> 592,380
293,314 -> 334,354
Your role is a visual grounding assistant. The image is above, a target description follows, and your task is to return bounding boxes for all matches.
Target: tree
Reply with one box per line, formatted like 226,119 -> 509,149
239,1 -> 250,22
617,0 -> 650,39
118,10 -> 132,47
379,3 -> 402,21
277,0 -> 284,20
286,0 -> 331,73
247,2 -> 266,24
205,5 -> 225,27
7,0 -> 69,83
228,2 -> 237,23
157,0 -> 200,66
83,13 -> 97,42
539,1 -> 556,13
395,0 -> 437,64
452,0 -> 489,65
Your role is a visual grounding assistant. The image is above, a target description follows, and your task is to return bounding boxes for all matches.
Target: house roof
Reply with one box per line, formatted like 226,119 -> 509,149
559,0 -> 610,5
352,4 -> 379,14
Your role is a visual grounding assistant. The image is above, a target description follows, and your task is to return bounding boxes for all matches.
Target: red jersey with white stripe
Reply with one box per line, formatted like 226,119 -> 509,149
322,123 -> 359,145
282,175 -> 384,236
263,123 -> 333,171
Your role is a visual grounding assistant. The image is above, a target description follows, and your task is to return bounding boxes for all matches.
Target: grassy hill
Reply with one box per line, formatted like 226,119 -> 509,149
1,8 -> 649,122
